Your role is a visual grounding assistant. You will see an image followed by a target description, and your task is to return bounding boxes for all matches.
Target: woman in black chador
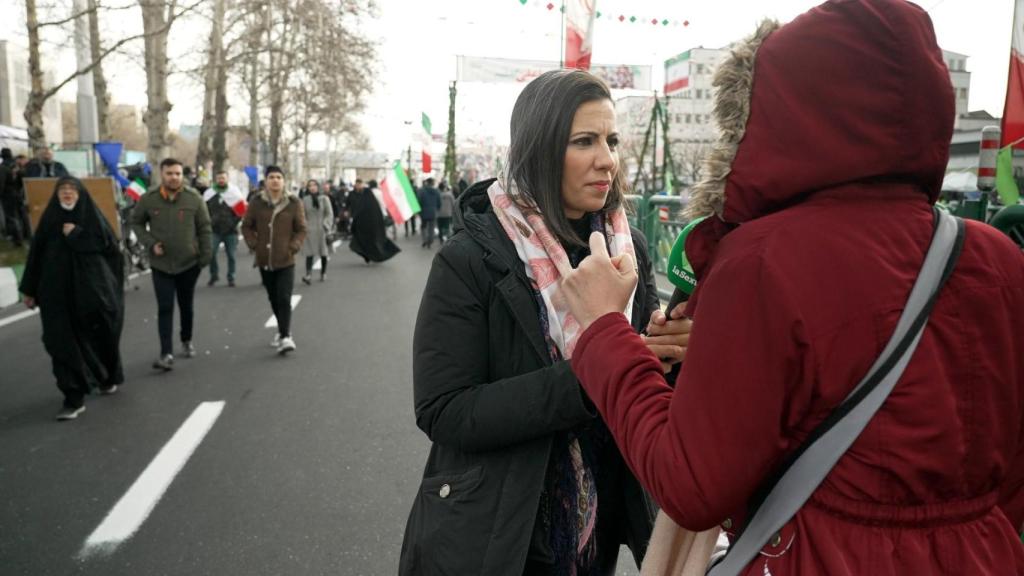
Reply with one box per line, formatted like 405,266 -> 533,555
20,177 -> 125,421
348,179 -> 400,263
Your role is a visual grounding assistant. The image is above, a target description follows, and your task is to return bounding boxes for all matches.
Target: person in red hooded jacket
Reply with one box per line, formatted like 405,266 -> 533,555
559,0 -> 1024,574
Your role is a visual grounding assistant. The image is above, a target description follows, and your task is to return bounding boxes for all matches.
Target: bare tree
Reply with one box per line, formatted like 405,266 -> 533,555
139,0 -> 175,169
22,0 -> 168,150
196,0 -> 227,171
671,140 -> 711,187
87,0 -> 112,140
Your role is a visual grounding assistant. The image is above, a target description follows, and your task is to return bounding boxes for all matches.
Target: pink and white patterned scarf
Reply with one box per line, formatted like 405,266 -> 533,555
488,179 -> 636,358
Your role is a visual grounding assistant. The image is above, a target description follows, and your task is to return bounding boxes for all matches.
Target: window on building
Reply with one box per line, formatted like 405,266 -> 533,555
685,114 -> 692,124
697,64 -> 705,74
696,89 -> 703,99
694,115 -> 701,124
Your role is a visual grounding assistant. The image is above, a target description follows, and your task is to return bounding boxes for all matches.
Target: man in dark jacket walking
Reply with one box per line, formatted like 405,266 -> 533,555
417,177 -> 441,249
131,158 -> 213,371
241,165 -> 306,355
205,170 -> 243,287
23,146 -> 70,178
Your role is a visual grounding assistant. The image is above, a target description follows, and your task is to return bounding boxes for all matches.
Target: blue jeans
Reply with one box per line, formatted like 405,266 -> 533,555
209,232 -> 238,281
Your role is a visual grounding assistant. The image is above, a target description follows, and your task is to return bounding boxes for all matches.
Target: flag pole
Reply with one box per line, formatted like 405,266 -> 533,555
560,0 -> 566,68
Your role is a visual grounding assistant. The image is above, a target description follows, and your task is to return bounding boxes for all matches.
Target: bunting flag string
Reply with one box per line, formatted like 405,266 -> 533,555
514,0 -> 690,28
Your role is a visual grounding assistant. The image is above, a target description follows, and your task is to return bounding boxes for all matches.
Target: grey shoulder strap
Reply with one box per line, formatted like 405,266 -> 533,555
707,209 -> 965,576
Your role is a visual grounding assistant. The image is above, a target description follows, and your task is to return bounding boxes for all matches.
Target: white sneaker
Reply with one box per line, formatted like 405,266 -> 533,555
277,336 -> 296,355
270,333 -> 281,348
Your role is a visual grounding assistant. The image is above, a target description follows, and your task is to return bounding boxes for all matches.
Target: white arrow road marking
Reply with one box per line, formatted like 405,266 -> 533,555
264,295 -> 302,328
78,401 -> 225,560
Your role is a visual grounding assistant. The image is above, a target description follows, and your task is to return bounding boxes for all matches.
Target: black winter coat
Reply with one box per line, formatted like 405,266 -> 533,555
399,180 -> 659,575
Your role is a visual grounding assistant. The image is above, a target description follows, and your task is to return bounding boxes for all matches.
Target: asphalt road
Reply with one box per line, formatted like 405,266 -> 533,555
0,232 -> 645,576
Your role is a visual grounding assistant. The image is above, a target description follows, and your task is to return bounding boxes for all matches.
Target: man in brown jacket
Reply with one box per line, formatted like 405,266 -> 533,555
242,165 -> 306,354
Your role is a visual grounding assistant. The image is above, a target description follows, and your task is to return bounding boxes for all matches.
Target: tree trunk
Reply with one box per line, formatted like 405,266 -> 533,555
195,0 -> 223,171
265,2 -> 280,164
140,0 -> 173,178
87,0 -> 111,141
212,50 -> 228,173
445,81 -> 457,189
23,0 -> 47,151
247,17 -> 260,167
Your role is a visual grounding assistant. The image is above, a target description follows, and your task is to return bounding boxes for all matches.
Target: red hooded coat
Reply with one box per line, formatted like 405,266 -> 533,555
572,1 -> 1024,573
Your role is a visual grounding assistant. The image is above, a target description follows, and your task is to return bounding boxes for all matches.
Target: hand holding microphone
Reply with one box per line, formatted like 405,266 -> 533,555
644,217 -> 706,371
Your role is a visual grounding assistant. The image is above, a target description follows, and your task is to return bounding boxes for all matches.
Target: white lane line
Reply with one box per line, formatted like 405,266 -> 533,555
264,295 -> 302,328
2,269 -> 152,330
78,401 -> 225,560
0,308 -> 39,328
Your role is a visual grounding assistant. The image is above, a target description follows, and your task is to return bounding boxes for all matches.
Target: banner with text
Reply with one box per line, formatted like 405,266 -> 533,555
457,55 -> 651,90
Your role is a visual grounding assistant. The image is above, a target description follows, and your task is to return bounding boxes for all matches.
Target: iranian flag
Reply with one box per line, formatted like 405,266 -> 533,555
125,178 -> 147,202
564,0 -> 597,70
1003,0 -> 1024,148
664,51 -> 691,95
203,184 -> 248,218
380,162 -> 421,225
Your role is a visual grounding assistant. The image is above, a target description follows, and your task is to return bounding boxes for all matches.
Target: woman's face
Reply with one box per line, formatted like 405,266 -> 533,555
561,99 -> 619,219
307,181 -> 319,194
57,183 -> 79,208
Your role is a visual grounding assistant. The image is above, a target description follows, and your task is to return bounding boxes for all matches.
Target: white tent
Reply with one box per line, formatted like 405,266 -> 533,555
0,124 -> 29,152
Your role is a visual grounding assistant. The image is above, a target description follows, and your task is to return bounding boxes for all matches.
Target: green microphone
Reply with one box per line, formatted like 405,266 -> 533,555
665,216 -> 706,314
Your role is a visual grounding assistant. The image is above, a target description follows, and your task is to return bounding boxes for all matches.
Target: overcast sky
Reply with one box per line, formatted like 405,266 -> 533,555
0,0 -> 1015,159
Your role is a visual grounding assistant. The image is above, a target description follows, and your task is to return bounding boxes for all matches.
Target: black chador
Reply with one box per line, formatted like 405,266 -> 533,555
20,177 -> 125,409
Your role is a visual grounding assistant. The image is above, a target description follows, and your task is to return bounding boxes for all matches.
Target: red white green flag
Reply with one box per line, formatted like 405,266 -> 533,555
1003,0 -> 1024,148
564,0 -> 597,70
203,184 -> 249,218
380,161 -> 421,225
125,179 -> 147,202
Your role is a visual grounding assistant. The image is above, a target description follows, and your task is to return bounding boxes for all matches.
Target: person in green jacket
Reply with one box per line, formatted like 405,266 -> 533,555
131,158 -> 213,371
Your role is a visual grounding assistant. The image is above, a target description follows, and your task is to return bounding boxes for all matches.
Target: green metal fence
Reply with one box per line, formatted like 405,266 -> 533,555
624,194 -> 689,274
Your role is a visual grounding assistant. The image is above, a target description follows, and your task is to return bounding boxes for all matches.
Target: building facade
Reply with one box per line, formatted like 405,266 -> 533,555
0,41 -> 63,149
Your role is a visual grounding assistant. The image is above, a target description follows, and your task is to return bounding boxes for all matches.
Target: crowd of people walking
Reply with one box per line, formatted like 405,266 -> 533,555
14,151 -> 462,420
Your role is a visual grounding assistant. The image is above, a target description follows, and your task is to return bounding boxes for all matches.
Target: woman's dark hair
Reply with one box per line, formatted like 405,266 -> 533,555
505,69 -> 628,247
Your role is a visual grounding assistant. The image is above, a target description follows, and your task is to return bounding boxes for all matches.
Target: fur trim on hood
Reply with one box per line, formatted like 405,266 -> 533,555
685,19 -> 780,221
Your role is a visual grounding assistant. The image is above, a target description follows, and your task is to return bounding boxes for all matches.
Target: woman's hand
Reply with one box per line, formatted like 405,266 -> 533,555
23,296 -> 36,309
644,306 -> 693,373
62,223 -> 76,236
560,232 -> 638,332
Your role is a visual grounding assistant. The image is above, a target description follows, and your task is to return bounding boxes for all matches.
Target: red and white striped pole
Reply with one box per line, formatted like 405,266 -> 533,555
978,126 -> 1001,192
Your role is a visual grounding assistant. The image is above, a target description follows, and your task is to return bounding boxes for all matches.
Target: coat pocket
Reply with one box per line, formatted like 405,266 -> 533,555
409,466 -> 491,574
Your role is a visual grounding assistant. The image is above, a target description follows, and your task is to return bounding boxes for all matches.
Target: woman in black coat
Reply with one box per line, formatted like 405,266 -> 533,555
20,177 -> 125,420
348,179 -> 400,263
399,70 -> 690,575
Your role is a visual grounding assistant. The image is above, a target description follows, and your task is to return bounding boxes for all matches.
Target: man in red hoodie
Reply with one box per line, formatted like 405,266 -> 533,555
561,1 -> 1024,574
